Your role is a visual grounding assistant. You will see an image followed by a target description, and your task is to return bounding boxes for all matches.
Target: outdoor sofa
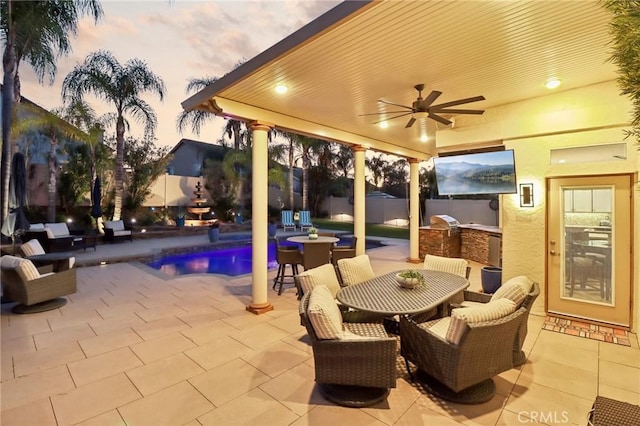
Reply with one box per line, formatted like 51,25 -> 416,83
103,220 -> 133,243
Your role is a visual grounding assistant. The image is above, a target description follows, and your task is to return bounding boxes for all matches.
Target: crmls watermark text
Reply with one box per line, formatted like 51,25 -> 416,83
517,411 -> 570,424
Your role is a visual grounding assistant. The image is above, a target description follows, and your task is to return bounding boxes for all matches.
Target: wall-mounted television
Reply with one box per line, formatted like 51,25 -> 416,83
433,149 -> 517,196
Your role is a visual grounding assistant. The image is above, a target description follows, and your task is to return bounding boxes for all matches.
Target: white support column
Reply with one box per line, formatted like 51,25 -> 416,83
353,145 -> 366,255
247,122 -> 274,315
408,158 -> 422,263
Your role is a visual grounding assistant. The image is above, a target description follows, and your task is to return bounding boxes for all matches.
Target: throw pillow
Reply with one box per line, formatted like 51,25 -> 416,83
307,285 -> 343,339
491,275 -> 532,306
337,254 -> 375,286
15,259 -> 41,282
452,298 -> 517,323
297,264 -> 341,297
21,239 -> 46,256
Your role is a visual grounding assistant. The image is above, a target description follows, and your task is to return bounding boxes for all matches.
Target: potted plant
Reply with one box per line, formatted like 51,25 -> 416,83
268,217 -> 278,238
395,269 -> 425,289
175,208 -> 186,227
307,227 -> 318,240
208,220 -> 220,242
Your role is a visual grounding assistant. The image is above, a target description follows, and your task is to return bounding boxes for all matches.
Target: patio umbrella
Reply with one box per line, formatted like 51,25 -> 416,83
90,176 -> 103,219
1,152 -> 30,246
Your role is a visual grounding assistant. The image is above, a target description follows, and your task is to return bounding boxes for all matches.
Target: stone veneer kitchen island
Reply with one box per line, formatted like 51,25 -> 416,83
419,224 -> 502,266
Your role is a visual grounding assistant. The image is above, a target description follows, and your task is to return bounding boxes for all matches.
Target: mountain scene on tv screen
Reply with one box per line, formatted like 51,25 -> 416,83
436,161 -> 516,195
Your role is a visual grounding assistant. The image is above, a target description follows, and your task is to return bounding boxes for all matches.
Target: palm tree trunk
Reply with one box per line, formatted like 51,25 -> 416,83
47,133 -> 58,222
302,154 -> 309,211
113,116 -> 125,220
288,140 -> 294,209
1,4 -> 17,225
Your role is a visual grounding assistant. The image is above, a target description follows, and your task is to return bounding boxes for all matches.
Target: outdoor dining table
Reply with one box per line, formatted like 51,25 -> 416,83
286,235 -> 339,245
336,269 -> 470,316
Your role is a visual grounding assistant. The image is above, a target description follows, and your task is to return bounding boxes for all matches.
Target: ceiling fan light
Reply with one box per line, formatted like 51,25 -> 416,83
412,111 -> 429,120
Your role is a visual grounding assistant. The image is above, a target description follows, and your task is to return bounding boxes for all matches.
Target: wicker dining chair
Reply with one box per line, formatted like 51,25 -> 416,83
400,303 -> 527,404
331,236 -> 357,266
299,287 -> 397,407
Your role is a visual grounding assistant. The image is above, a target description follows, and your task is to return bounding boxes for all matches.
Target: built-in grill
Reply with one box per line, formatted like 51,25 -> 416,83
429,215 -> 460,230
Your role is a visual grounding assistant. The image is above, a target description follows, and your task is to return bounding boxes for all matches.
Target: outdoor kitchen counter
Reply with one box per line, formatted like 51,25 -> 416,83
459,225 -> 502,265
458,224 -> 502,235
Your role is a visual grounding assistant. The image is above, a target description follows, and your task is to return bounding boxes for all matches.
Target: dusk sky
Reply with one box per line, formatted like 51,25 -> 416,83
18,0 -> 341,148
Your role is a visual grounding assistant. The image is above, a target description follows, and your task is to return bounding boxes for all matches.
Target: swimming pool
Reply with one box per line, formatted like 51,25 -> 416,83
146,237 -> 383,277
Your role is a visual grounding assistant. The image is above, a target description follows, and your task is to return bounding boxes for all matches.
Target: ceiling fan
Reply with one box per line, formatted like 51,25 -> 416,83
361,84 -> 485,128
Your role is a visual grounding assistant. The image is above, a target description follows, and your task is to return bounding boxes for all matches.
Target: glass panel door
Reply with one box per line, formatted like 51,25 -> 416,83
547,175 -> 632,327
562,187 -> 612,305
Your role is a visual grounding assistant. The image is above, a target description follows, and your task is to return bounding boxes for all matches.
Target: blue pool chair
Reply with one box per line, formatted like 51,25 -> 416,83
299,210 -> 314,231
281,210 -> 296,231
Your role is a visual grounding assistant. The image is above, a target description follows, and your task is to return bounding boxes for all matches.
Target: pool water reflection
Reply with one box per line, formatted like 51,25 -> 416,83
146,238 -> 381,277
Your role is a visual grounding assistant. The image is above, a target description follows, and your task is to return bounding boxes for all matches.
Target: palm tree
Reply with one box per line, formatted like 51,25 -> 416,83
1,0 -> 103,224
61,50 -> 166,221
366,153 -> 387,189
177,75 -> 248,149
11,102 -> 89,221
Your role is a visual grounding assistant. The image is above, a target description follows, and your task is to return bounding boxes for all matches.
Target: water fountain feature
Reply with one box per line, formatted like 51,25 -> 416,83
186,180 -> 212,226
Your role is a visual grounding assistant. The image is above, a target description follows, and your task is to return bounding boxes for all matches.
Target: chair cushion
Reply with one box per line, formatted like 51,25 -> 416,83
491,275 -> 533,306
297,264 -> 341,297
447,298 -> 517,344
307,285 -> 343,339
104,220 -> 125,231
113,230 -> 132,237
21,239 -> 46,256
421,317 -> 452,340
337,254 -> 375,286
15,259 -> 41,282
29,223 -> 45,230
0,255 -> 25,269
45,222 -> 71,237
423,254 -> 468,278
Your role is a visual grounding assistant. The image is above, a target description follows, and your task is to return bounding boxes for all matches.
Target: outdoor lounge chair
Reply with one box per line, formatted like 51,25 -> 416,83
299,285 -> 397,407
43,222 -> 87,252
281,210 -> 296,231
298,210 -> 314,231
0,255 -> 77,313
103,220 -> 133,243
400,297 -> 527,404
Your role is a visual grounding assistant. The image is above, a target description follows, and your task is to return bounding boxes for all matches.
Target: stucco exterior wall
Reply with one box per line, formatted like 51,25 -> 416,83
436,80 -> 639,330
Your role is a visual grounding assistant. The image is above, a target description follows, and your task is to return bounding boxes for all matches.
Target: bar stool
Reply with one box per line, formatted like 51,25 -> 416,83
272,237 -> 302,295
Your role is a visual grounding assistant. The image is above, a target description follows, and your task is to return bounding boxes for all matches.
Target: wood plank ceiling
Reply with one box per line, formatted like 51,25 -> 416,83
182,0 -> 618,160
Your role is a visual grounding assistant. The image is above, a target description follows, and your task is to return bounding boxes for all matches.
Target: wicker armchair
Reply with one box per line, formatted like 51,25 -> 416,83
456,281 -> 540,366
400,304 -> 526,404
299,289 -> 397,407
1,255 -> 77,313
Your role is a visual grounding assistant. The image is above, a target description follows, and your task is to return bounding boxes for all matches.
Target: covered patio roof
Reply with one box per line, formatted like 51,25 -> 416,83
181,0 -> 617,160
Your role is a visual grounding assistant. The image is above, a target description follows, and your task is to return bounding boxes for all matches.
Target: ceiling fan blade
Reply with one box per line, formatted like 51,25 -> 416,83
430,95 -> 486,110
372,112 -> 411,124
421,90 -> 442,108
359,110 -> 410,116
428,113 -> 452,126
435,108 -> 485,115
378,99 -> 413,110
405,117 -> 416,128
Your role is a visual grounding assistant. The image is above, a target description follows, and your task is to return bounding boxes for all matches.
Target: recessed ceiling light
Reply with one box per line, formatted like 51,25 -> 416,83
420,135 -> 428,143
545,78 -> 561,89
275,84 -> 288,94
379,121 -> 389,129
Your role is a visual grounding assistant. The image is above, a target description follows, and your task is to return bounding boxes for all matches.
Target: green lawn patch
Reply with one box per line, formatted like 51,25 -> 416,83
312,218 -> 409,239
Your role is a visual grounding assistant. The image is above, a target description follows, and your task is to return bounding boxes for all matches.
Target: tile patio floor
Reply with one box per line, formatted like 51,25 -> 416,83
1,236 -> 638,425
